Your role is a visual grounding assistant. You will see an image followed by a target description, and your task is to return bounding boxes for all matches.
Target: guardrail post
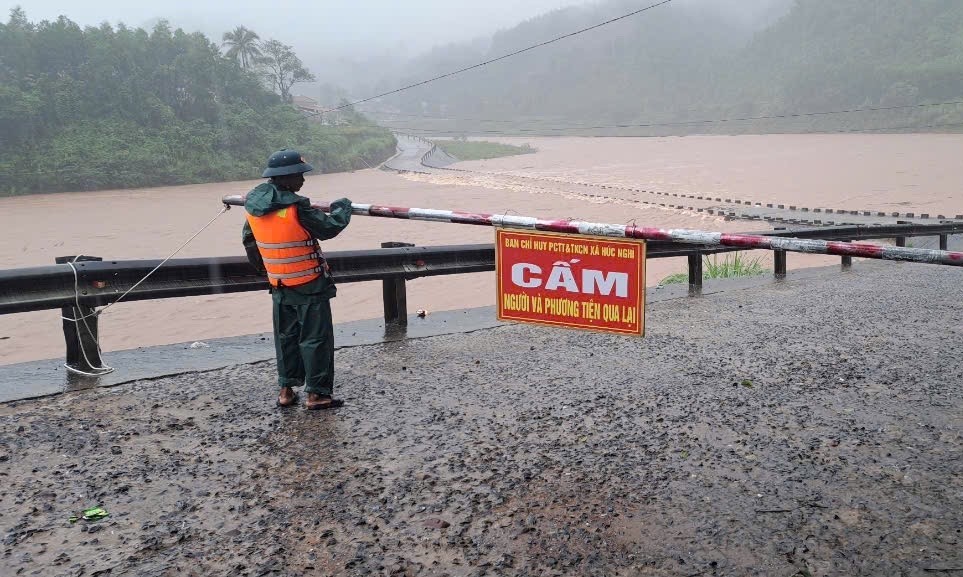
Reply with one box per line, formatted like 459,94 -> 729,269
381,242 -> 414,327
895,220 -> 908,248
687,252 -> 702,295
841,239 -> 852,269
773,250 -> 787,278
56,255 -> 104,373
940,234 -> 949,251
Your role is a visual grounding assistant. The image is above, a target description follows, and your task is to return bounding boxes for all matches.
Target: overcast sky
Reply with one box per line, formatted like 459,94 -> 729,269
4,0 -> 790,100
2,0 -> 596,55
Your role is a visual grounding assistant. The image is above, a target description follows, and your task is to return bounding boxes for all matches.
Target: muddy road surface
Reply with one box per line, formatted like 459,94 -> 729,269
1,262 -> 961,576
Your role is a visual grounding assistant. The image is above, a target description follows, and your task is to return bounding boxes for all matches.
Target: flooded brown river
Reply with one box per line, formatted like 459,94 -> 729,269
2,134 -> 961,364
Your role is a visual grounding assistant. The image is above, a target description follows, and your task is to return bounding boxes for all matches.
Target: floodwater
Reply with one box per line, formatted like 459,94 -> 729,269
2,134 -> 961,364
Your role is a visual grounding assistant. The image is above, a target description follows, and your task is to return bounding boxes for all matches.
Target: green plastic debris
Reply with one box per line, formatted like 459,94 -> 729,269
81,507 -> 109,521
69,507 -> 109,523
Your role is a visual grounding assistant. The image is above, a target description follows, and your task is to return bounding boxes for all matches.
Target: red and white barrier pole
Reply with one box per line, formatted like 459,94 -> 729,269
222,195 -> 963,267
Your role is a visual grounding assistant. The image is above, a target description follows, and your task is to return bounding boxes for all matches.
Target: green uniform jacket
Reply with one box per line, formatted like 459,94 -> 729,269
241,182 -> 352,304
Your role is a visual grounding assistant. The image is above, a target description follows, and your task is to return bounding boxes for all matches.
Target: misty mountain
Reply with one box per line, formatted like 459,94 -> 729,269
0,10 -> 396,195
739,0 -> 963,111
94,1 -> 597,104
365,0 -> 963,135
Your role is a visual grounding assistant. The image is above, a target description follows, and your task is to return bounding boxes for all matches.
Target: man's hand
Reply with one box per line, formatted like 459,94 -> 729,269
331,197 -> 352,212
301,197 -> 353,240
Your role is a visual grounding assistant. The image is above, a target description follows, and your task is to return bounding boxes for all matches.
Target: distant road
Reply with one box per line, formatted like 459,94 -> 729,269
381,134 -> 433,173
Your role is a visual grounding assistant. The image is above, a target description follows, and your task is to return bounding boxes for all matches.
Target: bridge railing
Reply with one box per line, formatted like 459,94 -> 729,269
1,221 -> 961,371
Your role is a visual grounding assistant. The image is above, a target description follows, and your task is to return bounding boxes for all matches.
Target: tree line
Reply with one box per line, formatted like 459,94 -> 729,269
0,9 -> 395,196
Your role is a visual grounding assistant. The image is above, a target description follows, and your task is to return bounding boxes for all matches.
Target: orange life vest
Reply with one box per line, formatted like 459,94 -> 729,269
246,205 -> 326,287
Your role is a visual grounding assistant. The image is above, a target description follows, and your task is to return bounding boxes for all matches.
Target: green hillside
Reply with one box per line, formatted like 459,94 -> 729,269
0,9 -> 396,196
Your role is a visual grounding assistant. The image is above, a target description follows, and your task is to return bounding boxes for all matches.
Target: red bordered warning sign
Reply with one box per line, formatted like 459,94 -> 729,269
495,229 -> 645,336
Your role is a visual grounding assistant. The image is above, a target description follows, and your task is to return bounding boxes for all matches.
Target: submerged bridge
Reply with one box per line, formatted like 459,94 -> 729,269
390,132 -> 963,232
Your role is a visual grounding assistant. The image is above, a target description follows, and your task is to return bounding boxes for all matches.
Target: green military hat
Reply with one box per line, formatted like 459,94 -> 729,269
262,149 -> 314,178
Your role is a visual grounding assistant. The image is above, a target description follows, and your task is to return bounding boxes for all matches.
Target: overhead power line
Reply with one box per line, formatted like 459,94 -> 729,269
383,100 -> 963,135
333,0 -> 675,111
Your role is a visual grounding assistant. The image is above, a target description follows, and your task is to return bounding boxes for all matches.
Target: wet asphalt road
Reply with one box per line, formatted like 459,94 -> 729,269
1,261 -> 961,577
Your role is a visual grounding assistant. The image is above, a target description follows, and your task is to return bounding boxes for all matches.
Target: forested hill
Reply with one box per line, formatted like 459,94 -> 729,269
739,0 -> 963,112
374,0 -> 963,135
0,10 -> 396,196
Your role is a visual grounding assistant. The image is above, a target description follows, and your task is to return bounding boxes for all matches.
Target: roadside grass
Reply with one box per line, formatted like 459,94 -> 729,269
433,139 -> 536,161
659,253 -> 769,285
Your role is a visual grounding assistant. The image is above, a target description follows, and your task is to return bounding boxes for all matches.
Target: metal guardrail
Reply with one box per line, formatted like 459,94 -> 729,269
1,221 -> 960,372
3,222 -> 962,316
0,244 -> 495,316
0,243 -> 494,373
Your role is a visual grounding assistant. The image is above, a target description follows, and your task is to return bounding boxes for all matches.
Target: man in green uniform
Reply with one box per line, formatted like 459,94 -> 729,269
242,149 -> 352,410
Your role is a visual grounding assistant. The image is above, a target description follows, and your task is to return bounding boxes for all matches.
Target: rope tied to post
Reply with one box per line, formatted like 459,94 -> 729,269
60,204 -> 231,375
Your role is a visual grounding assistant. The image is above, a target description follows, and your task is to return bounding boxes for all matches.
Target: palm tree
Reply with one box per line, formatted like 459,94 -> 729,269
221,26 -> 262,69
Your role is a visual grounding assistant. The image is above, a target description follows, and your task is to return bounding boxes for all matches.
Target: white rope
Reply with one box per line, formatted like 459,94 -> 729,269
61,205 -> 231,375
63,254 -> 114,375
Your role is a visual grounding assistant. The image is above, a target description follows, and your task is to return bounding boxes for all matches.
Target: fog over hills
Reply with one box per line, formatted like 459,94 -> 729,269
366,0 -> 963,136
4,0 -> 791,103
7,0 -> 962,135
2,0 -> 592,96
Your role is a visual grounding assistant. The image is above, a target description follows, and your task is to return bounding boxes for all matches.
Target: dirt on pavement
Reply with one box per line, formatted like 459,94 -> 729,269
1,262 -> 961,576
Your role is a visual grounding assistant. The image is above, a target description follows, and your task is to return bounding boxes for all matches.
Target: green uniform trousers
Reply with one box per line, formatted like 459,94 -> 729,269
272,297 -> 335,396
